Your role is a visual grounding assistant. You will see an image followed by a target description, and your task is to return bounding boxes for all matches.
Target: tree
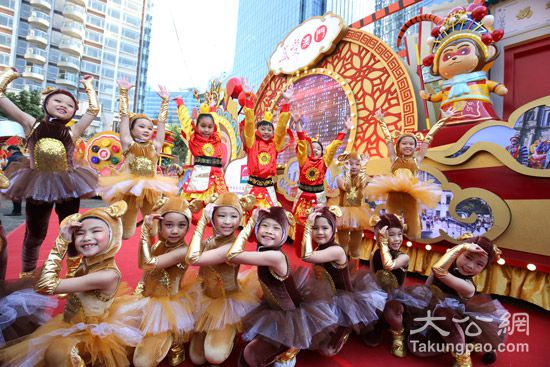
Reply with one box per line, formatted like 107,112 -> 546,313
0,90 -> 44,120
166,124 -> 188,164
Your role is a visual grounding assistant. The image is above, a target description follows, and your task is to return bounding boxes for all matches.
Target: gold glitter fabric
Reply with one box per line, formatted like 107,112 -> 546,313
34,138 -> 69,172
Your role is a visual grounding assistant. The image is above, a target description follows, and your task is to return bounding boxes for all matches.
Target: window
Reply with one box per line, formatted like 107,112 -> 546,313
47,65 -> 58,80
84,45 -> 101,59
87,14 -> 104,28
120,42 -> 138,55
121,28 -> 139,40
106,23 -> 119,34
108,8 -> 120,19
119,56 -> 137,69
85,29 -> 103,43
0,13 -> 13,28
88,0 -> 106,13
103,52 -> 116,64
0,0 -> 16,10
81,60 -> 100,74
104,37 -> 117,49
123,14 -> 140,28
0,33 -> 11,47
0,52 -> 9,66
17,21 -> 29,37
101,67 -> 115,79
99,81 -> 114,94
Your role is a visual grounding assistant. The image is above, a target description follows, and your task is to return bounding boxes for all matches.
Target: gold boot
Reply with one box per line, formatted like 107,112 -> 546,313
390,328 -> 406,358
167,343 -> 185,366
452,350 -> 472,367
274,348 -> 300,367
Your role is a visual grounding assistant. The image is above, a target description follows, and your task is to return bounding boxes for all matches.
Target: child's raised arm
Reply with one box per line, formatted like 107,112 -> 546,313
154,85 -> 169,154
117,77 -> 134,151
0,68 -> 35,134
70,75 -> 100,140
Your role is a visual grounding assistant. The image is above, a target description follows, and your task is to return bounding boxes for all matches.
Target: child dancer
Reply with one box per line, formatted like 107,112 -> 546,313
334,151 -> 372,269
126,197 -> 199,367
291,114 -> 351,257
0,201 -> 143,367
366,109 -> 454,238
0,67 -> 99,276
301,206 -> 385,356
227,207 -> 336,367
408,236 -> 508,366
363,214 -> 431,357
185,193 -> 260,365
99,79 -> 178,239
174,97 -> 228,200
242,86 -> 293,209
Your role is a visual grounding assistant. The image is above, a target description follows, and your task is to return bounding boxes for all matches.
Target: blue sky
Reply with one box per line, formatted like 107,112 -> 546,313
146,0 -> 239,91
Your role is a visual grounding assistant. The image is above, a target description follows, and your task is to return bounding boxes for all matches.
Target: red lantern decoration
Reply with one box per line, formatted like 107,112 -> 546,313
492,29 -> 504,42
226,77 -> 243,99
422,54 -> 435,67
481,33 -> 493,45
471,6 -> 488,21
430,26 -> 441,37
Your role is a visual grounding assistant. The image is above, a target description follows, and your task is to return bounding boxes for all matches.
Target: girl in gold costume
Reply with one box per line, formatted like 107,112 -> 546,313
0,67 -> 99,277
124,197 -> 200,367
0,201 -> 143,367
333,151 -> 372,269
366,109 -> 453,238
99,78 -> 178,239
185,193 -> 260,365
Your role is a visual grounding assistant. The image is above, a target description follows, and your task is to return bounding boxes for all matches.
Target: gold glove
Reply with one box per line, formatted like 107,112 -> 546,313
0,171 -> 9,189
138,223 -> 158,271
134,281 -> 145,295
158,97 -> 169,123
432,243 -> 471,278
227,215 -> 256,261
34,235 -> 70,294
81,77 -> 100,115
185,211 -> 207,264
380,236 -> 396,271
376,114 -> 392,143
301,217 -> 314,259
119,88 -> 129,117
0,67 -> 19,98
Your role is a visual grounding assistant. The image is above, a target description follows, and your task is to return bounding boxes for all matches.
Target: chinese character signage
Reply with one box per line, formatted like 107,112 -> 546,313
269,12 -> 346,75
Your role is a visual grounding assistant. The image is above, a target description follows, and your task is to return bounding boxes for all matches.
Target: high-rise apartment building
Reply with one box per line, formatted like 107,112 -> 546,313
0,0 -> 152,135
373,0 -> 421,52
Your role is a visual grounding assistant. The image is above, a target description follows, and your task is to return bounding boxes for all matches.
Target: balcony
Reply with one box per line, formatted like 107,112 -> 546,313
28,11 -> 50,29
68,0 -> 86,7
61,21 -> 85,39
29,0 -> 52,12
22,65 -> 45,82
59,37 -> 83,56
58,54 -> 80,71
63,4 -> 86,23
56,72 -> 79,88
24,47 -> 47,64
26,28 -> 48,46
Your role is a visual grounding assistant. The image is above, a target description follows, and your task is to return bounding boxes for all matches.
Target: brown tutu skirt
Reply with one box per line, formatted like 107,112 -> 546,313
242,267 -> 337,349
4,166 -> 97,202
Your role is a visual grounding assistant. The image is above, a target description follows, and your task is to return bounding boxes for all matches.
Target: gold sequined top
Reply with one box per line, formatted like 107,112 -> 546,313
63,258 -> 121,324
391,156 -> 418,178
123,141 -> 158,177
142,240 -> 188,297
27,120 -> 74,172
199,235 -> 239,299
339,173 -> 370,207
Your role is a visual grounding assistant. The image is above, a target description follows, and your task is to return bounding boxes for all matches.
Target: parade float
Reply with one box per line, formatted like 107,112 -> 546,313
220,8 -> 549,310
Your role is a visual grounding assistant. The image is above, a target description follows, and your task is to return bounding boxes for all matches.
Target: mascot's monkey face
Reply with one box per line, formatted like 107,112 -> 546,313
436,38 -> 497,80
438,41 -> 480,79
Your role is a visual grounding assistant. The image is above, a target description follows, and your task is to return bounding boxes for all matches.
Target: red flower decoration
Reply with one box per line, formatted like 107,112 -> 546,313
492,29 -> 504,42
481,33 -> 493,45
431,26 -> 441,38
471,6 -> 488,21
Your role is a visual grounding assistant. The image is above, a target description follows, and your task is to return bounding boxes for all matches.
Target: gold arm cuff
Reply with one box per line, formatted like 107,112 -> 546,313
34,236 -> 68,294
186,211 -> 207,264
82,78 -> 100,115
380,237 -> 396,271
158,97 -> 169,123
0,68 -> 19,98
138,224 -> 158,271
119,88 -> 129,117
432,243 -> 470,278
301,219 -> 314,259
227,216 -> 256,261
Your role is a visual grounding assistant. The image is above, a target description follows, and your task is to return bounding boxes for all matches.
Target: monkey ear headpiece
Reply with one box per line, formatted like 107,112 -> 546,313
396,1 -> 504,74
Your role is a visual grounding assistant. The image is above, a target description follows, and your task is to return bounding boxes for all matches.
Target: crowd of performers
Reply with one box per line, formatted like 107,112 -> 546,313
0,66 -> 508,367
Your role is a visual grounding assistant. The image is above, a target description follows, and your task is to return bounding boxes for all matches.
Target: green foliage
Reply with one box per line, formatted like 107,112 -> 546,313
166,123 -> 188,164
0,90 -> 44,120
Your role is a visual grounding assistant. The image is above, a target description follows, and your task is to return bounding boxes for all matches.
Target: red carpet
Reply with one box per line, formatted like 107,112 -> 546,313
4,210 -> 548,366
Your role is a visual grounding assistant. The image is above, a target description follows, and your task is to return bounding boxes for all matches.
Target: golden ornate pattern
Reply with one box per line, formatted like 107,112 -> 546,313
305,166 -> 320,181
255,28 -> 417,159
258,151 -> 271,166
202,143 -> 215,156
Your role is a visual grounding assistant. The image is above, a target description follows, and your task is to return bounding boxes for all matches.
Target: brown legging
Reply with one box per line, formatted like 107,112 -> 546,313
21,198 -> 80,272
387,192 -> 421,239
121,199 -> 155,239
240,337 -> 289,367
